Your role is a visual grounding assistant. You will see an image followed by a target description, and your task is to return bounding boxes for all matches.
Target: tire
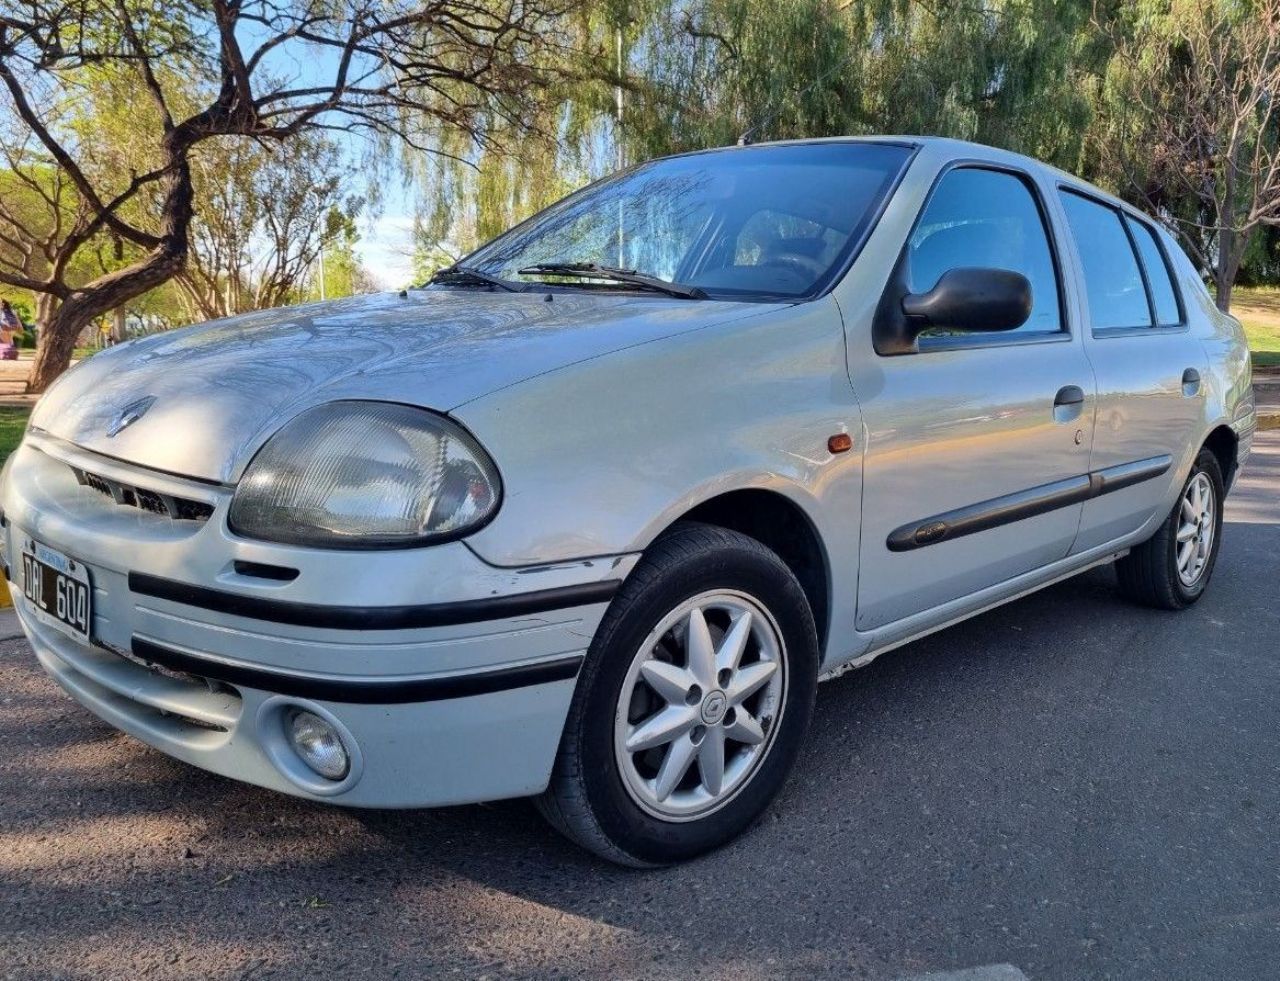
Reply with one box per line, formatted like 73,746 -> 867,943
1116,448 -> 1225,610
536,522 -> 819,866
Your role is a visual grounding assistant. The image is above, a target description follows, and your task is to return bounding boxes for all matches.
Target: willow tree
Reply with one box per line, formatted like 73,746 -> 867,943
409,0 -> 1103,268
616,0 -> 1097,165
410,1 -> 619,273
0,0 -> 569,392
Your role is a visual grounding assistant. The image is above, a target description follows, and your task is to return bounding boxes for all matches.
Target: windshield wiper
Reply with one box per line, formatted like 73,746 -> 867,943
429,265 -> 526,293
516,262 -> 706,300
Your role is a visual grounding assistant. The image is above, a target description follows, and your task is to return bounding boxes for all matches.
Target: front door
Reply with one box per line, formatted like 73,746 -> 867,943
850,164 -> 1097,631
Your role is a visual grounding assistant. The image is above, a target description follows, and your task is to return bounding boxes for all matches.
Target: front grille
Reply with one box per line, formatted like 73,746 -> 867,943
72,467 -> 214,522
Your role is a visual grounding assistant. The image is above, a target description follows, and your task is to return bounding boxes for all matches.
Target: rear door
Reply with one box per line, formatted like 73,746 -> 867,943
1055,189 -> 1208,553
850,164 -> 1098,631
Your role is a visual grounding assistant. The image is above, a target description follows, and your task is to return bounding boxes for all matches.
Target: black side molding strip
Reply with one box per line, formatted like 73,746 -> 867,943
887,474 -> 1092,551
1091,455 -> 1173,494
128,572 -> 620,630
887,454 -> 1172,552
130,637 -> 584,704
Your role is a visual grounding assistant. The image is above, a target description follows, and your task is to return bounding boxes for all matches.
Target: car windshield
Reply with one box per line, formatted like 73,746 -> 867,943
460,142 -> 914,301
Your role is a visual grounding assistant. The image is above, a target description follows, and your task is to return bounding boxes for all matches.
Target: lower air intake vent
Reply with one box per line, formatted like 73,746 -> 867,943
73,468 -> 214,522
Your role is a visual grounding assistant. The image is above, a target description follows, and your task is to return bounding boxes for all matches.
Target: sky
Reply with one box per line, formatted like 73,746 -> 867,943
357,205 -> 417,290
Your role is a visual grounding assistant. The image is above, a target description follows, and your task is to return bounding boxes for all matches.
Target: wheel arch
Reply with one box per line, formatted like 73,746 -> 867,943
652,488 -> 833,659
1202,424 -> 1239,490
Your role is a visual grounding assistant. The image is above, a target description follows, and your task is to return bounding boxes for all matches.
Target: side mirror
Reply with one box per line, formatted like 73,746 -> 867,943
873,266 -> 1033,355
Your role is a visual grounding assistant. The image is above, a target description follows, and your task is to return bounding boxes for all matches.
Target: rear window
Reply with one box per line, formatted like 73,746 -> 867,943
1124,216 -> 1182,326
1059,191 -> 1151,330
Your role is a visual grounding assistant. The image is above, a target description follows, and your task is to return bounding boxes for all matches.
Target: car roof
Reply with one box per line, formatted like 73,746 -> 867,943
657,134 -> 1142,220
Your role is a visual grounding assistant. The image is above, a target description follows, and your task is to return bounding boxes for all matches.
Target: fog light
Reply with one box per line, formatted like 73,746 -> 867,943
287,710 -> 350,780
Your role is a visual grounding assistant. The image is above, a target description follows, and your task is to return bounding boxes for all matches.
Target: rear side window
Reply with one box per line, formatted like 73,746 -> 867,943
1058,191 -> 1150,330
907,167 -> 1062,335
1124,216 -> 1182,326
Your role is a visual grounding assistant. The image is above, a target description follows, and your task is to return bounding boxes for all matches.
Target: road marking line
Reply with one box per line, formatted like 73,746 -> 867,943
896,965 -> 1029,981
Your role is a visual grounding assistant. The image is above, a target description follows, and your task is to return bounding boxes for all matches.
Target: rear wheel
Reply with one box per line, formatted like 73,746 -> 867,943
1116,449 -> 1224,610
536,523 -> 818,866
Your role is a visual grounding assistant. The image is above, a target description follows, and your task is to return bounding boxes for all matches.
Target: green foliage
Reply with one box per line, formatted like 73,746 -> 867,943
2,298 -> 33,325
303,211 -> 375,302
412,0 -> 1105,265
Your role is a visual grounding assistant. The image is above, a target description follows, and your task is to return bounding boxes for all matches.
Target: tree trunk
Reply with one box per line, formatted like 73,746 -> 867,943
27,145 -> 194,394
112,307 -> 126,344
27,247 -> 185,392
1215,272 -> 1233,312
1215,226 -> 1238,313
30,303 -> 90,393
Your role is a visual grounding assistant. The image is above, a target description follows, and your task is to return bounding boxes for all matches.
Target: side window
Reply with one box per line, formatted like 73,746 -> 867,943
1058,191 -> 1152,330
1124,216 -> 1182,326
907,167 -> 1062,335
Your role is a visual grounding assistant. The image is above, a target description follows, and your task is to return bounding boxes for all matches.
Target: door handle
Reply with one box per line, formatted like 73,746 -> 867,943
1053,385 -> 1086,423
1182,367 -> 1201,397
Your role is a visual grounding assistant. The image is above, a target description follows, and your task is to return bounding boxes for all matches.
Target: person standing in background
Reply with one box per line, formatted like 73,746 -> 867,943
0,299 -> 21,359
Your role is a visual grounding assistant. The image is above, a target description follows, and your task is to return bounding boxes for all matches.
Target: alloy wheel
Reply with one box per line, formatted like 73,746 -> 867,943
1176,471 -> 1216,587
613,590 -> 787,822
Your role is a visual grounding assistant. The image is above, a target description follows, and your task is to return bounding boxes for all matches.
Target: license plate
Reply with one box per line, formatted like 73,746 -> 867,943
20,540 -> 92,643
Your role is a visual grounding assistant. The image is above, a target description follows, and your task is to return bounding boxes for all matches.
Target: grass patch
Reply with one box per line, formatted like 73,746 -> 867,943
1231,287 -> 1280,368
0,407 -> 31,467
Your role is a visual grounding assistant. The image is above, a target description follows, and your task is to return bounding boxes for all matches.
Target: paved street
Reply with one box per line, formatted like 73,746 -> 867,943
2,433 -> 1278,981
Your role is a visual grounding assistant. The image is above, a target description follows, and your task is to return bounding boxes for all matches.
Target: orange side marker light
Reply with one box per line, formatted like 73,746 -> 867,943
827,433 -> 853,454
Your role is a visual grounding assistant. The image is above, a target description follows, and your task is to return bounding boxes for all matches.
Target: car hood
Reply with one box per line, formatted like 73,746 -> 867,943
32,289 -> 774,484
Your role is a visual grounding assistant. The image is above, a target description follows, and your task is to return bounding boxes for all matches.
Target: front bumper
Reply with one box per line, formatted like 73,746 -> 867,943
2,434 -> 635,808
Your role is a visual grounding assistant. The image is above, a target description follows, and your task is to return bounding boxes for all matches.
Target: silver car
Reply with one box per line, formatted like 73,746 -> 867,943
1,137 -> 1255,866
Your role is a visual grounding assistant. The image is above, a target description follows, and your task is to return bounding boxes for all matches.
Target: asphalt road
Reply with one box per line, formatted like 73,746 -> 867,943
2,434 -> 1278,981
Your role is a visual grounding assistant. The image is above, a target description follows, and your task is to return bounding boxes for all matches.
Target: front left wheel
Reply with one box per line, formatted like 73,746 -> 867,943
536,523 -> 818,866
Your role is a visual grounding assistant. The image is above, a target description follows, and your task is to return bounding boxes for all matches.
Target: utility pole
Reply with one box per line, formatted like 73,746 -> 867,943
615,26 -> 625,172
616,23 -> 626,268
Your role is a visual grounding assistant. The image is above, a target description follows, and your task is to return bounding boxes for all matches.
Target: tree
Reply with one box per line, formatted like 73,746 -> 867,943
305,209 -> 378,301
411,128 -> 591,276
0,0 -> 568,392
1097,0 -> 1280,311
176,135 -> 363,320
409,0 -> 1101,268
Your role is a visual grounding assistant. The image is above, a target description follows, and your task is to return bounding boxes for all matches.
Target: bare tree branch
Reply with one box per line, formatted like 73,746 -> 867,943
0,0 -> 571,391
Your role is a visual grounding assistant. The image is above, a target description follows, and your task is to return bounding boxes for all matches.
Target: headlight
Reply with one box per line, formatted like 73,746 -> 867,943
229,401 -> 501,548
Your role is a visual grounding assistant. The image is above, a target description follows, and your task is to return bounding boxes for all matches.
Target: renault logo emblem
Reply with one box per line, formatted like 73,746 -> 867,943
106,395 -> 157,438
700,690 -> 728,725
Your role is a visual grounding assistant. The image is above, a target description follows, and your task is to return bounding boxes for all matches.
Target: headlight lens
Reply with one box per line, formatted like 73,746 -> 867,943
229,401 -> 500,548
